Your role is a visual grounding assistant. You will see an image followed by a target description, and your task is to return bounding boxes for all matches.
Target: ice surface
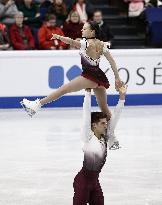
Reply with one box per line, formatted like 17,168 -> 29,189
0,106 -> 162,205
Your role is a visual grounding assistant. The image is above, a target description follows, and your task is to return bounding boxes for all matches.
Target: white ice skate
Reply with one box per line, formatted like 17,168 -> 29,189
20,98 -> 41,117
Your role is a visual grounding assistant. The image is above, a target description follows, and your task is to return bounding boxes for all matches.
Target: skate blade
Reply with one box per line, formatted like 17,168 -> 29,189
20,101 -> 36,118
109,142 -> 121,150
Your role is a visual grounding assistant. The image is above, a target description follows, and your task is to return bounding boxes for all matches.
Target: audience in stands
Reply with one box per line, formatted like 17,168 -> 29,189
63,10 -> 83,39
1,0 -> 162,50
145,0 -> 158,7
158,0 -> 162,6
73,0 -> 88,23
39,0 -> 51,20
124,0 -> 162,9
0,23 -> 12,50
38,13 -> 66,50
0,0 -> 18,25
145,0 -> 162,7
9,11 -> 35,50
64,0 -> 75,12
47,0 -> 68,26
93,10 -> 113,46
124,0 -> 145,17
63,10 -> 83,49
18,0 -> 41,29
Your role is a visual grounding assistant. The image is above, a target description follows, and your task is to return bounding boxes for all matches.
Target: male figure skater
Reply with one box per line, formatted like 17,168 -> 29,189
73,85 -> 127,205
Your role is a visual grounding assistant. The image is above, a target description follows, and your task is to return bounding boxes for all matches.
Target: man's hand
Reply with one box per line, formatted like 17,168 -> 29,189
115,78 -> 124,91
85,88 -> 91,92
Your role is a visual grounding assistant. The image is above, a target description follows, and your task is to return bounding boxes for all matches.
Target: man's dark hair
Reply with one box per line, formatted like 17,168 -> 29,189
91,112 -> 107,125
93,9 -> 103,15
44,13 -> 56,22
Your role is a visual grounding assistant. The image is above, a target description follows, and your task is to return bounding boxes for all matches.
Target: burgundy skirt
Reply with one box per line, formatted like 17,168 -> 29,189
81,67 -> 110,89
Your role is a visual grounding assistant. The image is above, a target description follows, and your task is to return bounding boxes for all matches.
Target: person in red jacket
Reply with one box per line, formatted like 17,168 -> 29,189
0,23 -> 12,50
73,0 -> 88,23
9,11 -> 35,50
38,13 -> 66,50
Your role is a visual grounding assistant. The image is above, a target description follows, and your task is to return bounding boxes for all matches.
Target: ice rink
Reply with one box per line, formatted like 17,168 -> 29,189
0,105 -> 162,205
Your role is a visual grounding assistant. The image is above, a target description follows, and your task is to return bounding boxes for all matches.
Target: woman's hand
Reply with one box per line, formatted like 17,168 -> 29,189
118,85 -> 128,100
115,78 -> 124,91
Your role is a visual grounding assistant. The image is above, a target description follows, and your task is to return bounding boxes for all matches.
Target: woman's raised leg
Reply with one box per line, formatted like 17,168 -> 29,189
93,86 -> 111,119
21,76 -> 97,117
40,76 -> 97,105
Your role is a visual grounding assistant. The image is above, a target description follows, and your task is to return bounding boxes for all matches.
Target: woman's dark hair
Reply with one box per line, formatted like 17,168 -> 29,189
44,13 -> 56,21
89,21 -> 102,40
91,112 -> 107,125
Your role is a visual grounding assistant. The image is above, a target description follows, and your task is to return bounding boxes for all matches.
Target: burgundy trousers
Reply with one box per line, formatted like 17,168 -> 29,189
73,167 -> 104,205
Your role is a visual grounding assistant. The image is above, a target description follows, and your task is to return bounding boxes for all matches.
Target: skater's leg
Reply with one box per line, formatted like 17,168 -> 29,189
93,86 -> 111,119
73,172 -> 89,205
21,76 -> 97,117
89,180 -> 104,205
40,76 -> 97,106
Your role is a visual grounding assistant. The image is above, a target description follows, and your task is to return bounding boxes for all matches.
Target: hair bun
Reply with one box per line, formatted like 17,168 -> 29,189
89,21 -> 102,40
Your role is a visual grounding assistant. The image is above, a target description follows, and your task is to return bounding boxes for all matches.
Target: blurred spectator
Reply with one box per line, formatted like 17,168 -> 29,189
18,0 -> 41,29
124,0 -> 145,17
15,0 -> 23,7
145,0 -> 158,7
47,0 -> 68,26
73,0 -> 88,23
9,11 -> 35,49
33,0 -> 45,4
39,0 -> 51,20
93,10 -> 113,44
63,10 -> 83,39
0,23 -> 12,50
64,0 -> 75,12
0,0 -> 18,25
38,13 -> 66,49
151,0 -> 162,7
158,0 -> 162,6
63,10 -> 83,49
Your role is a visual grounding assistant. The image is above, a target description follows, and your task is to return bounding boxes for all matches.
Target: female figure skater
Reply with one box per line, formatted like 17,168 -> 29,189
73,85 -> 127,205
21,21 -> 123,117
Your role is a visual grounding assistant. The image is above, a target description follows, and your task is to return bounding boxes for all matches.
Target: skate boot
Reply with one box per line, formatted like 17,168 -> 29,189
20,98 -> 41,117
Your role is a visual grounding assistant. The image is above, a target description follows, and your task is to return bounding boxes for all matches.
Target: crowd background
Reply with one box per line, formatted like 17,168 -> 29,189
0,0 -> 162,50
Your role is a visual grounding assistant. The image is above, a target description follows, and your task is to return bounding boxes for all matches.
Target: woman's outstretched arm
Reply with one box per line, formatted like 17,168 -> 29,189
51,34 -> 81,48
103,44 -> 124,90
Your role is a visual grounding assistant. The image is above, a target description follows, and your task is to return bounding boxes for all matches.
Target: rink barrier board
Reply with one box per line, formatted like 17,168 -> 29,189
0,50 -> 162,108
0,94 -> 162,109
